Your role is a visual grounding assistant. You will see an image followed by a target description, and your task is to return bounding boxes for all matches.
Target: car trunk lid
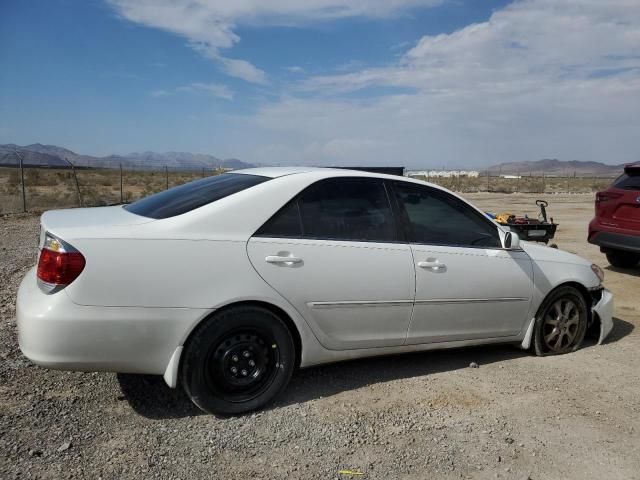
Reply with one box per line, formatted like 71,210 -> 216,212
39,206 -> 155,246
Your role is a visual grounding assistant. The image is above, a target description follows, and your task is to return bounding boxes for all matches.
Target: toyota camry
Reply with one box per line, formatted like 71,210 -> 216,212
17,167 -> 614,415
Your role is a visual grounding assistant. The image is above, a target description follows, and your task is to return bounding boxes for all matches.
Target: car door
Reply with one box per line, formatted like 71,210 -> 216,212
391,181 -> 534,344
247,177 -> 415,350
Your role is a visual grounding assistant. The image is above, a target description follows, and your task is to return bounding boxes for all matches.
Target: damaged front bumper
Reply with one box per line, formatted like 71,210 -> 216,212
591,288 -> 614,344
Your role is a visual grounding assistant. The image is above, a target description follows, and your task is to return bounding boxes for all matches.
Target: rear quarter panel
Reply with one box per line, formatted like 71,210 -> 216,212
65,239 -> 272,308
62,236 -> 325,367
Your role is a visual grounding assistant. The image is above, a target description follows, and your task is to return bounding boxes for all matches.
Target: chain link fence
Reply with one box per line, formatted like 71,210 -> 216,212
0,151 -> 229,214
0,152 -> 617,215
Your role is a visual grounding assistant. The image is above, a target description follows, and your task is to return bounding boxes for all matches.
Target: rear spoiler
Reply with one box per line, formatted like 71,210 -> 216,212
624,163 -> 640,175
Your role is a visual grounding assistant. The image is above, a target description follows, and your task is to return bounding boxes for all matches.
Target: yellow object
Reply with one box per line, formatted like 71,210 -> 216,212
339,470 -> 364,476
495,212 -> 515,225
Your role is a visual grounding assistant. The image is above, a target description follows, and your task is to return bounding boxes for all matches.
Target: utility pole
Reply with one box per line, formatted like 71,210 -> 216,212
119,163 -> 124,204
165,165 -> 169,190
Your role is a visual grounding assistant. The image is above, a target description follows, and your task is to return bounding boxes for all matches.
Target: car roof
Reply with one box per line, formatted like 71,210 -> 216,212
234,166 -> 415,180
233,165 -> 455,189
234,166 -> 329,178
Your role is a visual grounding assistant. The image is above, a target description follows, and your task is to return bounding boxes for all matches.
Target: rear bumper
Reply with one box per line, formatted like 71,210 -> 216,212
17,268 -> 208,377
588,222 -> 640,254
593,288 -> 614,344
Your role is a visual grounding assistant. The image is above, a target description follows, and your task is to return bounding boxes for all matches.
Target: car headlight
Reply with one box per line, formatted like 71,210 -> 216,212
591,263 -> 605,283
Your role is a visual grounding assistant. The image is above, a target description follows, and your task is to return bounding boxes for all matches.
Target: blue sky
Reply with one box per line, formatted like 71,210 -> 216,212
1,0 -> 639,168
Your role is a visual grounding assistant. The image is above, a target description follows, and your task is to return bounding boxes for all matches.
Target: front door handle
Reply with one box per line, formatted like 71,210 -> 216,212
265,255 -> 303,265
417,260 -> 446,272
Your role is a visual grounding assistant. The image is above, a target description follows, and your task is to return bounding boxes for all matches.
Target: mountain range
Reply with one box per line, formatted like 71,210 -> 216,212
487,158 -> 629,176
0,144 -> 254,170
0,144 -> 633,175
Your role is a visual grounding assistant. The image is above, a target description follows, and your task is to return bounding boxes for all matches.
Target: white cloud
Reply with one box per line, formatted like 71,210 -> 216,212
243,0 -> 640,167
177,82 -> 234,100
302,0 -> 640,95
108,0 -> 442,83
216,57 -> 267,85
151,82 -> 234,100
149,89 -> 170,97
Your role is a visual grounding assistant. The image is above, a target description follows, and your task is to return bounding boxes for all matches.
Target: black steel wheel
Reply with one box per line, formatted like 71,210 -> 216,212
205,330 -> 278,403
181,306 -> 295,415
533,286 -> 588,356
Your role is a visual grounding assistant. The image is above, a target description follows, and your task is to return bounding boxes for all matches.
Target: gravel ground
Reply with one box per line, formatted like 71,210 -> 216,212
1,193 -> 639,480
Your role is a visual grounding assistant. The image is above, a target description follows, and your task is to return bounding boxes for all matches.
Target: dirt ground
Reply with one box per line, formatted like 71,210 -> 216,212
1,193 -> 639,479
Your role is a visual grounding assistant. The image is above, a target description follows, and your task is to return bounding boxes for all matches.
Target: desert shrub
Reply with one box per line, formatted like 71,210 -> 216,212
6,169 -> 20,185
25,169 -> 62,187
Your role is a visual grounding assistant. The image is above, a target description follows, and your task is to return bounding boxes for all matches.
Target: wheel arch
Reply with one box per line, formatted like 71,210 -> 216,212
536,281 -> 593,322
164,300 -> 303,389
521,281 -> 594,351
558,281 -> 592,310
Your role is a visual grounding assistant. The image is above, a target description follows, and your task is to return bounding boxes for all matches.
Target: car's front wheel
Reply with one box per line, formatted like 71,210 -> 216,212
606,250 -> 640,269
181,305 -> 295,415
533,286 -> 588,356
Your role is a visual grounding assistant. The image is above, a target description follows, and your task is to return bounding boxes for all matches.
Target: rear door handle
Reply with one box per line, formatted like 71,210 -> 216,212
265,255 -> 303,265
417,260 -> 446,272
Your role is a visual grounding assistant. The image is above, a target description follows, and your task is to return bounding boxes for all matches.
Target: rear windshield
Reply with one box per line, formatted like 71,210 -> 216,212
613,172 -> 640,191
125,173 -> 269,219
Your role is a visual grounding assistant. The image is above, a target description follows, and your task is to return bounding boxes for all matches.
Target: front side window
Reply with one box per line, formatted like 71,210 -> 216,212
125,173 -> 269,219
257,178 -> 397,242
394,182 -> 500,248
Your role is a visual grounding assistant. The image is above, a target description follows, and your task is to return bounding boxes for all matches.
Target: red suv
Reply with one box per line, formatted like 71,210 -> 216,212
588,163 -> 640,268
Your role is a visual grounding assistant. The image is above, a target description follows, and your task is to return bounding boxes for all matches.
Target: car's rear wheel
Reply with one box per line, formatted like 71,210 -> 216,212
181,305 -> 295,415
606,250 -> 640,269
533,286 -> 588,356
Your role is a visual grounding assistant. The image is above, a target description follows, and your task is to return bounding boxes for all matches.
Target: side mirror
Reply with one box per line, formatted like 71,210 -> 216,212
504,231 -> 521,250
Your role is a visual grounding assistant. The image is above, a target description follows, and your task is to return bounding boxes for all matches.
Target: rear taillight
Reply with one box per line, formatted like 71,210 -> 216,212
37,233 -> 85,293
595,191 -> 623,214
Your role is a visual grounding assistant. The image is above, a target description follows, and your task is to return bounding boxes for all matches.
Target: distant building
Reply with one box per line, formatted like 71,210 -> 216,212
406,170 -> 479,178
500,174 -> 522,179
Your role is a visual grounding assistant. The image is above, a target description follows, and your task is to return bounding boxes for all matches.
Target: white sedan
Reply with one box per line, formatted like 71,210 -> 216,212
17,167 -> 614,415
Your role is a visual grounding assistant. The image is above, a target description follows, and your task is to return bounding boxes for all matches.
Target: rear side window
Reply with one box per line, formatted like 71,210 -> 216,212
125,173 -> 269,219
613,173 -> 640,191
256,178 -> 397,242
257,201 -> 303,238
394,182 -> 500,248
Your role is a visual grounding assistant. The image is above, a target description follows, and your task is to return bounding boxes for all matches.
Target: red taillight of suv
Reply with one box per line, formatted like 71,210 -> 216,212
594,191 -> 623,214
37,233 -> 86,293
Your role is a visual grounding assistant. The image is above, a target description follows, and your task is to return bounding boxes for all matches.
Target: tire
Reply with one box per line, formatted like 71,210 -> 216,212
606,250 -> 640,269
181,305 -> 295,415
533,286 -> 588,357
